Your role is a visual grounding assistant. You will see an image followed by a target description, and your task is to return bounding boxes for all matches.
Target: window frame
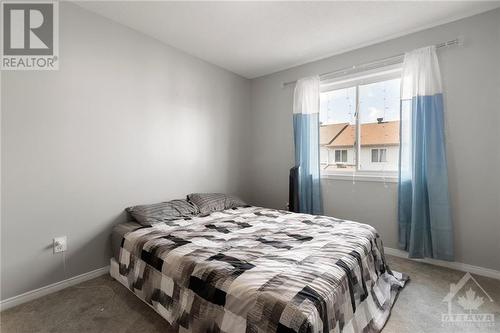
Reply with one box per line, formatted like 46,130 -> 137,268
319,65 -> 402,183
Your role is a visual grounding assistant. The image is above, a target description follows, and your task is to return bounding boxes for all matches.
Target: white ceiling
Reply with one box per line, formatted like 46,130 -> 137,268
75,1 -> 500,79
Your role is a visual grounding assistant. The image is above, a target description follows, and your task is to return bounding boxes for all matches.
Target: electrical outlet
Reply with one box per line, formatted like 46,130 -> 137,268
53,236 -> 67,253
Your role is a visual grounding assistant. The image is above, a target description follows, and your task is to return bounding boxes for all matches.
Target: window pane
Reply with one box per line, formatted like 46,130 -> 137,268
380,149 -> 387,162
371,149 -> 378,163
335,150 -> 341,162
319,87 -> 356,172
359,78 -> 400,171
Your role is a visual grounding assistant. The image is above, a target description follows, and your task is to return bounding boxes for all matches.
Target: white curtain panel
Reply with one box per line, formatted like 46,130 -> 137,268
401,45 -> 443,100
293,76 -> 320,114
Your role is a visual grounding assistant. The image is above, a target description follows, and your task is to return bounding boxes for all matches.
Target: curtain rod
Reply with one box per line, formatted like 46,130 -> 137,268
282,37 -> 463,87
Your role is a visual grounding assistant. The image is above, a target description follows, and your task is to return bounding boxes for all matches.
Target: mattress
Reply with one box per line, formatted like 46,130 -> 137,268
111,221 -> 144,261
110,206 -> 407,333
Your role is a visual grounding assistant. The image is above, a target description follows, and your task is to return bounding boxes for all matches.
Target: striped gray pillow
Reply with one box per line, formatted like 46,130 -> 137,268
126,199 -> 199,226
187,193 -> 246,215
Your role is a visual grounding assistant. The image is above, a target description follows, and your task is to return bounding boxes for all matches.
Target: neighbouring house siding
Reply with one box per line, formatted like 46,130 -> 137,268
360,146 -> 399,171
322,147 -> 355,165
321,145 -> 398,172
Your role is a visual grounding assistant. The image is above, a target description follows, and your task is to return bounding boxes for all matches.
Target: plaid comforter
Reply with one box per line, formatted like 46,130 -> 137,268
112,206 -> 407,333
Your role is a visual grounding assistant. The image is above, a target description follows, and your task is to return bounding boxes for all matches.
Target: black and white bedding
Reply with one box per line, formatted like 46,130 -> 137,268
110,206 -> 407,333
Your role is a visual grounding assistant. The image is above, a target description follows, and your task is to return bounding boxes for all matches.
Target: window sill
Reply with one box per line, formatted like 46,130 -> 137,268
320,172 -> 398,183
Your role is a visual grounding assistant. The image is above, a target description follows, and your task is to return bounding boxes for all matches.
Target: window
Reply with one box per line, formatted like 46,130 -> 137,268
371,148 -> 387,163
335,149 -> 348,163
319,66 -> 401,178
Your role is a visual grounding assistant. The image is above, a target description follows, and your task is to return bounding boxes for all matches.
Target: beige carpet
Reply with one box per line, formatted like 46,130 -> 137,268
1,255 -> 499,332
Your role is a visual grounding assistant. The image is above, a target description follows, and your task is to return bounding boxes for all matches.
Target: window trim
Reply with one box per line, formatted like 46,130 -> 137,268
320,65 -> 402,182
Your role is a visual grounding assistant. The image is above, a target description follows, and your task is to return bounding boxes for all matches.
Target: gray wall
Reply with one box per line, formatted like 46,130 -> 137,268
2,3 -> 499,302
245,9 -> 500,271
1,3 -> 250,300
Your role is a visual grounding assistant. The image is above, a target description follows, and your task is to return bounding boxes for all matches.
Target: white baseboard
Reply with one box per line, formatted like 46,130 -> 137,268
0,266 -> 109,312
384,247 -> 500,280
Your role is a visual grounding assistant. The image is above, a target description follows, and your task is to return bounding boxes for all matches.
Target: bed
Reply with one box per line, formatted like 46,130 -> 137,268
110,205 -> 407,333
